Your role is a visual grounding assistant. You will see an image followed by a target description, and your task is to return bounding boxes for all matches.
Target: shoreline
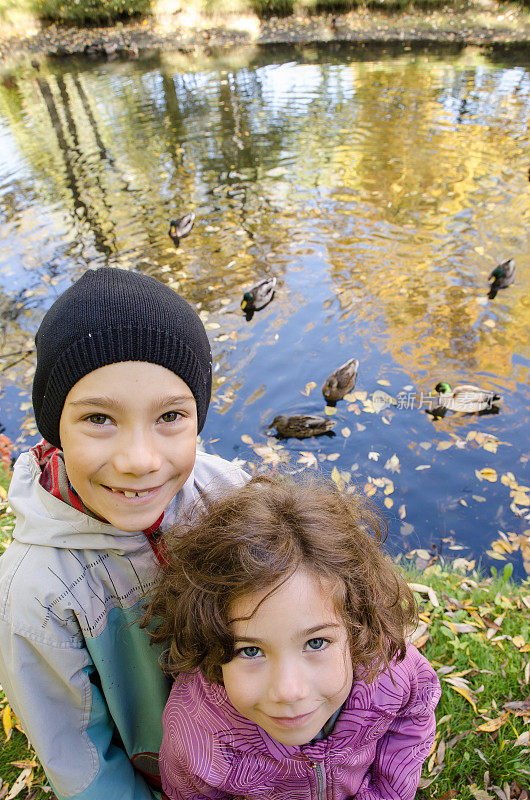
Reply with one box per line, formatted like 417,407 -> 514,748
1,2 -> 529,67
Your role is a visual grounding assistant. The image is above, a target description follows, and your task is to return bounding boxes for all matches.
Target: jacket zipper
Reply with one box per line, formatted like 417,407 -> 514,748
311,761 -> 324,800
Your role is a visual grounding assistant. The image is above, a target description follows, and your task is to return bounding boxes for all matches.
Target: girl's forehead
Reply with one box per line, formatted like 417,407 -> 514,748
229,569 -> 342,635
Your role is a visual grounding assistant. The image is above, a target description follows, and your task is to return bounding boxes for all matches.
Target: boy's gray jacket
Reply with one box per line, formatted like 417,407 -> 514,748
0,448 -> 247,800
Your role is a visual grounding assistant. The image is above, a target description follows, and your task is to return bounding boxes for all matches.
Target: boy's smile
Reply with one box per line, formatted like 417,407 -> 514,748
221,569 -> 353,746
59,362 -> 198,531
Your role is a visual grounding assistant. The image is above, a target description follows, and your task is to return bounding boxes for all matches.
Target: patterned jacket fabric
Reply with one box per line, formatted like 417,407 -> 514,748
0,447 -> 247,800
161,645 -> 441,800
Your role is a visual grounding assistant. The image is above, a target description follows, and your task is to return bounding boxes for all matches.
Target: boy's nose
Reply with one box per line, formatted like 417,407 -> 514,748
112,431 -> 162,476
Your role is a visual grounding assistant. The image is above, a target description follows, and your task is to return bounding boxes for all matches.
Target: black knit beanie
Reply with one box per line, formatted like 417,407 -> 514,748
32,267 -> 212,447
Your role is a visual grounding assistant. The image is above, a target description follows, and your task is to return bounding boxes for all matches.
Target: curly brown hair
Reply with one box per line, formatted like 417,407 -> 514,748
143,473 -> 417,684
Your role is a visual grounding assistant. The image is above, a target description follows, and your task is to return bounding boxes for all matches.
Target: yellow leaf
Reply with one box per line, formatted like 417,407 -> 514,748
377,379 -> 391,386
3,704 -> 13,740
301,381 -> 317,396
437,441 -> 453,451
9,760 -> 37,769
331,467 -> 342,487
6,768 -> 33,800
486,550 -> 506,561
327,453 -> 340,461
475,713 -> 508,733
341,427 -> 351,438
512,491 -> 530,506
399,504 -> 406,519
512,635 -> 525,648
479,468 -> 498,482
364,483 -> 376,497
384,482 -> 394,495
0,485 -> 7,501
325,406 -> 337,416
384,497 -> 393,509
241,434 -> 253,444
483,441 -> 498,454
447,684 -> 478,712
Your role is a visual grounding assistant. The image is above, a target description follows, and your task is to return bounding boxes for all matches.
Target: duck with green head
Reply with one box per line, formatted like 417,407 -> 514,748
432,382 -> 501,415
241,277 -> 277,314
488,259 -> 515,299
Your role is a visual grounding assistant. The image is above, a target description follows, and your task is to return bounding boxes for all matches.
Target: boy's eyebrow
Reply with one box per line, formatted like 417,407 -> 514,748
233,623 -> 342,643
67,394 -> 195,409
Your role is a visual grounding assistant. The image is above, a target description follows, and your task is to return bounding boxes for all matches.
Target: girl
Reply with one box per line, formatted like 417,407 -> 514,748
145,474 -> 441,800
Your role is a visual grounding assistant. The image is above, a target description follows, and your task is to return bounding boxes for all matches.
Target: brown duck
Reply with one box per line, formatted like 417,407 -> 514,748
322,358 -> 359,403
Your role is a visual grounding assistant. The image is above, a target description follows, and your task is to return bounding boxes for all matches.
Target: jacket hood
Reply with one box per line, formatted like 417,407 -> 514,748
7,450 -> 196,552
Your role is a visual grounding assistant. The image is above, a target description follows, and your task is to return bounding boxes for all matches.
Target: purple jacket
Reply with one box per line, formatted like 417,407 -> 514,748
160,644 -> 441,800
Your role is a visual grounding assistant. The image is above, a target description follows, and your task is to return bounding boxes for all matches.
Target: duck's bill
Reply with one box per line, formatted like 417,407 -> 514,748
241,300 -> 247,310
170,225 -> 176,237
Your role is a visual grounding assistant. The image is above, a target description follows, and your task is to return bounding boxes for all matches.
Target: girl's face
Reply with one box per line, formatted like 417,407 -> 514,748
221,568 -> 353,746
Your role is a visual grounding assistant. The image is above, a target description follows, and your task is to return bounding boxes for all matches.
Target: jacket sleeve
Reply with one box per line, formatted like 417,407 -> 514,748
0,620 -> 160,800
355,654 -> 441,800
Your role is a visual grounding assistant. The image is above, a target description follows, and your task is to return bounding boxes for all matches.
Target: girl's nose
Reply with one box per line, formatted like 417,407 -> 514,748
268,660 -> 310,705
112,430 -> 162,476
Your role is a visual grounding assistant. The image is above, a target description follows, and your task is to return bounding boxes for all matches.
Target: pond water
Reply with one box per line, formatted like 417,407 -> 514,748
0,41 -> 529,574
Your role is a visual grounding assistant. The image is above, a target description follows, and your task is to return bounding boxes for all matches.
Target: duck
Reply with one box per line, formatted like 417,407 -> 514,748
267,414 -> 336,439
168,212 -> 195,246
488,259 -> 515,299
432,382 -> 501,415
322,358 -> 359,403
241,277 -> 277,314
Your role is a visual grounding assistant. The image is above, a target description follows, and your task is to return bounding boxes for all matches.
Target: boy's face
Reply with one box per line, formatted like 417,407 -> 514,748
59,362 -> 198,531
221,569 -> 353,746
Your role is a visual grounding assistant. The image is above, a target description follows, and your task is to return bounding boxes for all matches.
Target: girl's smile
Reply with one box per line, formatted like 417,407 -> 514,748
221,568 -> 353,746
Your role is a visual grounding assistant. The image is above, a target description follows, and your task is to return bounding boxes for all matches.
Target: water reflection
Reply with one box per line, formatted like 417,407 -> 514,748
0,41 -> 528,573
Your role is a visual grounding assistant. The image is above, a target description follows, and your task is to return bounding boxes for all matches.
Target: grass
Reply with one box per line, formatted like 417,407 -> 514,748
0,458 -> 529,798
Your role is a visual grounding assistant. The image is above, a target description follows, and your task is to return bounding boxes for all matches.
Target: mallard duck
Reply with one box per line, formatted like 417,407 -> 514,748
488,259 -> 515,299
322,358 -> 359,403
267,414 -> 336,439
168,212 -> 195,246
432,382 -> 501,414
241,277 -> 277,313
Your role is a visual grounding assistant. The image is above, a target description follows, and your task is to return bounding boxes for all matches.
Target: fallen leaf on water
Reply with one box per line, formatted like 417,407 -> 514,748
486,550 -> 507,561
385,454 -> 400,473
368,451 -> 380,461
325,406 -> 337,416
356,423 -> 366,431
297,452 -> 318,469
377,379 -> 391,386
301,381 -> 317,396
399,504 -> 406,519
241,434 -> 253,444
327,453 -> 340,461
384,497 -> 393,509
476,468 -> 498,482
401,522 -> 414,537
341,427 -> 351,438
473,495 -> 487,503
364,483 -> 377,497
419,442 -> 432,450
416,465 -> 431,471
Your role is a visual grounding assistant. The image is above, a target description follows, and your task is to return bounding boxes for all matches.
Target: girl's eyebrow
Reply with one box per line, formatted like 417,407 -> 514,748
233,623 -> 342,643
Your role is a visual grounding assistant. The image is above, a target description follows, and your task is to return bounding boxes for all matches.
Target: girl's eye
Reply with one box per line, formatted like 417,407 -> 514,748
159,411 -> 182,423
86,414 -> 109,425
238,646 -> 262,659
305,638 -> 327,651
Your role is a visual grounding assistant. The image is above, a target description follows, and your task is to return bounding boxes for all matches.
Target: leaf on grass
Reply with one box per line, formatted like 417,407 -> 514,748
9,762 -> 37,769
6,768 -> 32,800
470,791 -> 494,800
514,731 -> 530,746
3,704 -> 12,740
475,712 -> 508,733
444,678 -> 478,711
408,582 -> 440,607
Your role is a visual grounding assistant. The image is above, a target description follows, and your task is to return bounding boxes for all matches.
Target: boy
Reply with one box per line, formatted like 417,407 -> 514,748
0,267 -> 246,800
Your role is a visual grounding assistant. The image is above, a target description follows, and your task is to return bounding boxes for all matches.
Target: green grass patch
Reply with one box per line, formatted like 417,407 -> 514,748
31,0 -> 152,25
